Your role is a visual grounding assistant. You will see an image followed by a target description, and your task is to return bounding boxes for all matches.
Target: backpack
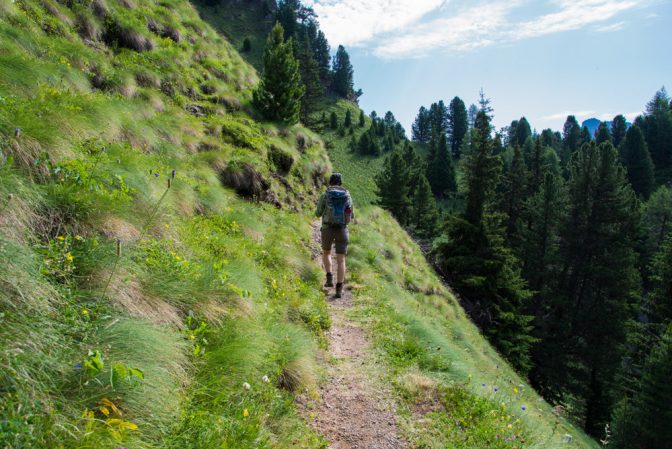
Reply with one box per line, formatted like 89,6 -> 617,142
324,187 -> 351,226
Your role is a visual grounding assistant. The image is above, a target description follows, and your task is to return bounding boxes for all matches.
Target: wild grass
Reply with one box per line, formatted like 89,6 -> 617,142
345,207 -> 600,449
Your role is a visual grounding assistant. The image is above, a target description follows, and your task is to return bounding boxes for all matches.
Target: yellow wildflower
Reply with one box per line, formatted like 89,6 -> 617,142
190,335 -> 195,340
65,252 -> 74,262
81,309 -> 88,315
57,236 -> 65,241
507,424 -> 513,429
243,408 -> 249,418
513,387 -> 519,394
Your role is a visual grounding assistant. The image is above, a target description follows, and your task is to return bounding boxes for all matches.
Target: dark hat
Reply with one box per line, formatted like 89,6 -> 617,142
329,172 -> 342,185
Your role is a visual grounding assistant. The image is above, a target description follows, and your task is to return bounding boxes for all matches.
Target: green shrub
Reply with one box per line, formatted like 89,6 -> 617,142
268,144 -> 294,174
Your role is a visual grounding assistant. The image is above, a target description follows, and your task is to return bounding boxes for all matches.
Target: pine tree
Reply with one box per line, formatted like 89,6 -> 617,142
562,115 -> 581,163
331,45 -> 354,98
448,96 -> 468,158
612,325 -> 672,449
642,186 -> 672,266
275,0 -> 297,40
375,149 -> 410,224
464,111 -> 500,225
411,174 -> 439,238
532,142 -> 640,435
611,114 -> 627,147
358,109 -> 365,127
427,133 -> 456,197
515,117 -> 532,147
595,121 -> 612,144
580,125 -> 592,146
501,144 -> 529,247
639,87 -> 672,181
528,137 -> 544,194
621,125 -> 654,199
344,109 -> 352,127
429,101 -> 449,135
412,106 -> 431,143
329,111 -> 338,129
296,31 -> 323,123
313,29 -> 331,82
253,23 -> 304,124
468,104 -> 478,128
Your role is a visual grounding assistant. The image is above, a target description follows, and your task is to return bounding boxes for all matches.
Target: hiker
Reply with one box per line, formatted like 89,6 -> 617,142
316,172 -> 354,298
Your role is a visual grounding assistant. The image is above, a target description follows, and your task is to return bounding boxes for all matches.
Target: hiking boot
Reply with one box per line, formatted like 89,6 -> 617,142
324,272 -> 334,288
335,282 -> 343,298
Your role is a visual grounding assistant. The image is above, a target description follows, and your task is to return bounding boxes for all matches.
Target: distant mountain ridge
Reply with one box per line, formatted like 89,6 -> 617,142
582,117 -> 632,139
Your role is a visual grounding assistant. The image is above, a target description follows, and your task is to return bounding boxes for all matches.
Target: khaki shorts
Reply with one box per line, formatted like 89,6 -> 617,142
321,225 -> 349,254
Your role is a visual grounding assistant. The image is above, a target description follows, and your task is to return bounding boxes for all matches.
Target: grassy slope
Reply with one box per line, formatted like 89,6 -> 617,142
0,0 -> 598,448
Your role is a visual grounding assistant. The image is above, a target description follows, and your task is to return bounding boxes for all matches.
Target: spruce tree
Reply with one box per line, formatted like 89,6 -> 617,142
427,133 -> 456,197
253,23 -> 304,124
313,29 -> 331,82
412,106 -> 431,143
375,149 -> 410,224
515,117 -> 532,147
276,0 -> 297,39
621,125 -> 654,199
595,121 -> 612,144
296,31 -> 323,123
358,109 -> 365,127
344,109 -> 352,127
562,115 -> 581,163
533,142 -> 640,435
501,144 -> 529,247
448,96 -> 468,158
329,111 -> 338,129
611,114 -> 627,147
331,45 -> 354,98
580,125 -> 592,146
639,87 -> 672,181
411,174 -> 439,238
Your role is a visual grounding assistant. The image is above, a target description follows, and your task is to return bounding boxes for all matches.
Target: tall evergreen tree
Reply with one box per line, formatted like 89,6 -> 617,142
448,96 -> 468,158
621,125 -> 654,199
275,0 -> 297,39
429,101 -> 449,135
501,145 -> 529,247
427,133 -> 456,197
580,125 -> 592,146
329,111 -> 338,129
611,114 -> 628,148
331,45 -> 354,98
515,117 -> 532,147
531,142 -> 640,435
358,109 -> 365,127
343,109 -> 352,127
434,111 -> 536,373
375,149 -> 410,224
639,87 -> 672,181
467,104 -> 479,128
296,31 -> 323,122
562,115 -> 581,165
411,174 -> 439,238
311,27 -> 331,82
595,121 -> 612,144
253,23 -> 304,124
412,106 -> 431,143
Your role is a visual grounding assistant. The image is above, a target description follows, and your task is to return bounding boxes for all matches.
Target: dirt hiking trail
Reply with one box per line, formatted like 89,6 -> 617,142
306,222 -> 405,449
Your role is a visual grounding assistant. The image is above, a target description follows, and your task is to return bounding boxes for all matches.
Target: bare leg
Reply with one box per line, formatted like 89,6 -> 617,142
322,250 -> 332,274
336,253 -> 346,284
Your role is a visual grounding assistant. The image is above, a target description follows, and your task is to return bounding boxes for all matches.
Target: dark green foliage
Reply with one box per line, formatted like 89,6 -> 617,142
331,45 -> 354,99
501,145 -> 528,247
358,110 -> 365,127
275,0 -> 297,39
412,106 -> 430,143
410,174 -> 439,238
648,236 -> 672,332
268,145 -> 294,174
253,23 -> 304,124
540,128 -> 561,151
562,115 -> 581,163
638,87 -> 672,182
595,121 -> 612,144
531,142 -> 640,436
296,32 -> 323,122
580,126 -> 592,146
426,133 -> 456,197
375,149 -> 410,225
612,325 -> 672,449
429,100 -> 449,135
434,110 -> 535,373
356,125 -> 381,156
329,111 -> 338,129
620,125 -> 654,199
611,114 -> 627,147
313,29 -> 331,82
242,37 -> 251,52
515,117 -> 531,147
343,109 -> 352,127
448,96 -> 468,158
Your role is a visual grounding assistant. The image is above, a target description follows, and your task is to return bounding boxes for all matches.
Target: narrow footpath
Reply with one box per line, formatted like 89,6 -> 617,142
306,222 -> 405,449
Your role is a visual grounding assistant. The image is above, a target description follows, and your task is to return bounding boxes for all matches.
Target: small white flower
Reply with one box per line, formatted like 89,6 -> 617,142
243,382 -> 251,390
262,375 -> 270,383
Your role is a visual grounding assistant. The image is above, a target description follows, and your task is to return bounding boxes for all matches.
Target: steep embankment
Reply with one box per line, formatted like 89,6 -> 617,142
0,0 -> 597,448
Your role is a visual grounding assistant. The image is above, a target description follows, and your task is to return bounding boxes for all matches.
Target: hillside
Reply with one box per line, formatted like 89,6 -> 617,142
0,0 -> 598,448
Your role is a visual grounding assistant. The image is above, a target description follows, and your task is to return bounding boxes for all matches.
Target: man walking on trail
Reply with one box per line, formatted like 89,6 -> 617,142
316,173 -> 354,298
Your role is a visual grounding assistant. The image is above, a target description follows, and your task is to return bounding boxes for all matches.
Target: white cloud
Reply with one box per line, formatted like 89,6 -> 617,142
595,21 -> 626,32
542,110 -> 596,121
310,0 -> 646,59
305,0 -> 446,47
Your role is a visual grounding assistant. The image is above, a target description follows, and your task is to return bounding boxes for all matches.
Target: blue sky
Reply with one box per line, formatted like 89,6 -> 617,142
305,0 -> 672,133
